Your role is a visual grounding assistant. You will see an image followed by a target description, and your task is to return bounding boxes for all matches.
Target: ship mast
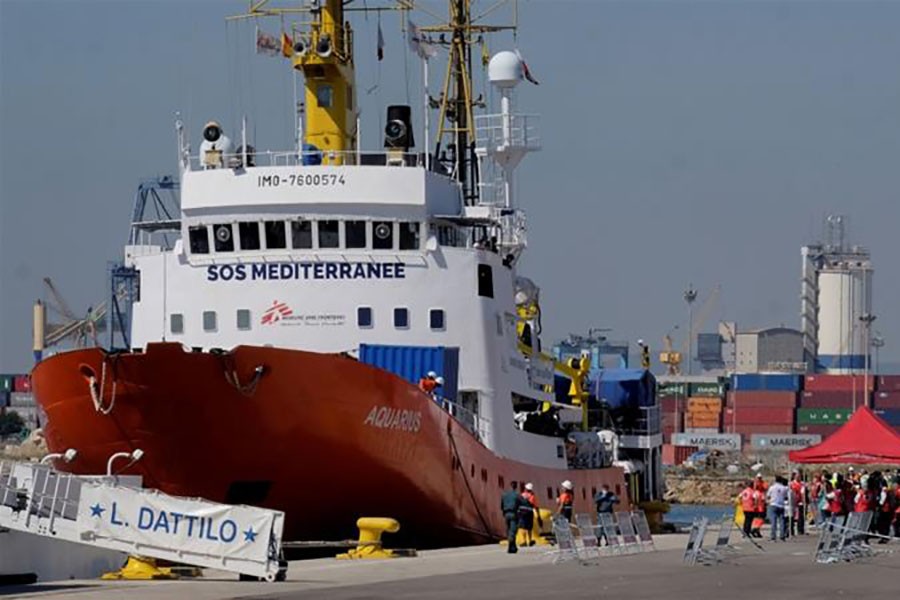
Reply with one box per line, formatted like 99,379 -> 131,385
420,0 -> 516,205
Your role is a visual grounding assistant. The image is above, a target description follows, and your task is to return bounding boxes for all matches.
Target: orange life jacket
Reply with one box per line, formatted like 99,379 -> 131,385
740,487 -> 756,512
418,378 -> 437,393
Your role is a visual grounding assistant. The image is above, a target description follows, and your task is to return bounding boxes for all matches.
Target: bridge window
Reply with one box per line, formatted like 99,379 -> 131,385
373,221 -> 394,250
213,224 -> 234,252
429,309 -> 445,331
393,307 -> 409,329
316,83 -> 333,108
291,219 -> 313,249
345,220 -> 367,249
202,311 -> 217,332
239,222 -> 261,251
264,221 -> 287,249
318,220 -> 339,248
236,309 -> 251,331
357,307 -> 373,328
399,222 -> 420,250
188,226 -> 209,254
170,314 -> 184,334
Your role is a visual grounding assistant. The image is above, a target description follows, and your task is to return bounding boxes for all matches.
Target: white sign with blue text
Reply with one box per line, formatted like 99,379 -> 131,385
76,483 -> 281,565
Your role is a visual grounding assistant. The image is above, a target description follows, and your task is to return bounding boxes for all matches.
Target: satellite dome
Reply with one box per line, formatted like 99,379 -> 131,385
488,51 -> 522,88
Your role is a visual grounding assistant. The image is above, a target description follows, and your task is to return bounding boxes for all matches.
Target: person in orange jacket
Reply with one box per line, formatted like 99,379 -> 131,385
519,482 -> 540,546
853,484 -> 872,513
789,472 -> 806,535
739,481 -> 757,538
556,480 -> 574,522
750,476 -> 766,537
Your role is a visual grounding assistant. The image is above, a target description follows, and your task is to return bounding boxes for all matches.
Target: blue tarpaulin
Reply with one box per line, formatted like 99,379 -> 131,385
554,369 -> 656,409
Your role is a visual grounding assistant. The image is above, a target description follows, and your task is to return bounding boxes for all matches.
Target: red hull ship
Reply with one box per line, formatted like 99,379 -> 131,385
31,1 -> 632,549
33,343 -> 627,546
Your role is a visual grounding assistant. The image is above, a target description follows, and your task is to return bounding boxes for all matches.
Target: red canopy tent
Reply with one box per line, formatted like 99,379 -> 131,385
789,406 -> 900,464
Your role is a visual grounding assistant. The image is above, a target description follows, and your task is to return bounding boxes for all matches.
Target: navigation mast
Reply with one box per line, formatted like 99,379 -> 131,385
420,0 -> 516,204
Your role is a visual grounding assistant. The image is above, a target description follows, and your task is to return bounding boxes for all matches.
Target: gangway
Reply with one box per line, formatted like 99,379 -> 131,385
0,460 -> 285,581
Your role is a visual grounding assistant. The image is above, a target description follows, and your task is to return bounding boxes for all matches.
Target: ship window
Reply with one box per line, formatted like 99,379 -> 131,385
170,314 -> 184,334
239,222 -> 261,250
399,222 -> 421,250
478,264 -> 494,298
237,309 -> 251,330
357,306 -> 373,328
498,475 -> 504,489
188,226 -> 210,254
318,220 -> 339,248
291,219 -> 313,249
202,311 -> 217,332
213,224 -> 234,252
316,83 -> 333,108
393,307 -> 409,329
345,220 -> 367,249
429,309 -> 445,331
264,221 -> 287,249
373,221 -> 394,250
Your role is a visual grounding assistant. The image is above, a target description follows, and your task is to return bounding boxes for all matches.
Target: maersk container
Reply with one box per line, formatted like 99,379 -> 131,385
874,409 -> 900,426
796,408 -> 852,426
358,344 -> 459,402
689,381 -> 725,398
731,374 -> 801,392
873,392 -> 900,410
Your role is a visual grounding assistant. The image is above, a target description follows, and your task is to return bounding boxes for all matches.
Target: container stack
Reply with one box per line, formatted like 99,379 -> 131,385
725,374 -> 800,446
797,374 -> 873,437
0,373 -> 38,430
657,381 -> 688,443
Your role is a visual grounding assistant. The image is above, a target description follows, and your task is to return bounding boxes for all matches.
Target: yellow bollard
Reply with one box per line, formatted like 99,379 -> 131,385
336,517 -> 401,559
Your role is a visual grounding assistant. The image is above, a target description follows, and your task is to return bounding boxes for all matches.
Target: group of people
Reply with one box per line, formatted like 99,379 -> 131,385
739,468 -> 900,542
500,479 -> 620,553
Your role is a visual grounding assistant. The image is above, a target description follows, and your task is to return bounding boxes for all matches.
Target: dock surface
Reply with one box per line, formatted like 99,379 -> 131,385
3,533 -> 897,599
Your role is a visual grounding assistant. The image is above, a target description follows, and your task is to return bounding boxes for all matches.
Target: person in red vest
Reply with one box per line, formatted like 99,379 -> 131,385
875,479 -> 895,542
853,484 -> 872,513
739,481 -> 757,538
556,480 -> 574,522
893,480 -> 900,538
751,477 -> 766,537
825,475 -> 846,523
519,482 -> 540,546
789,472 -> 806,535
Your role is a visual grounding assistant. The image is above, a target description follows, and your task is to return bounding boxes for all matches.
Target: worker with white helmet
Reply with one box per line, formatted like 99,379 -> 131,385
556,480 -> 574,522
418,371 -> 439,395
518,482 -> 540,546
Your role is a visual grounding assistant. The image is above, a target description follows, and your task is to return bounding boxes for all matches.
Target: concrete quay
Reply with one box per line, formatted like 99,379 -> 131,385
2,532 -> 897,599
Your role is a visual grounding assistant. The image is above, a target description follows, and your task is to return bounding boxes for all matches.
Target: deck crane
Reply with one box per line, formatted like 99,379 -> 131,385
659,284 -> 721,375
33,278 -> 106,362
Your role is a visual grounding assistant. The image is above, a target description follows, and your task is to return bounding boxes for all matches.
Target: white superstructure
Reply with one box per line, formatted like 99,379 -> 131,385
124,52 -> 564,466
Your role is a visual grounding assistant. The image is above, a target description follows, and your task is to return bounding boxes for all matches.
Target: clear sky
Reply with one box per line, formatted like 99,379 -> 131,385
1,0 -> 899,374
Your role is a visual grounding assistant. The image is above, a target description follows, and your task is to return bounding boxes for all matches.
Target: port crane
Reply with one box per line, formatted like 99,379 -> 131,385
659,284 -> 721,375
34,278 -> 106,361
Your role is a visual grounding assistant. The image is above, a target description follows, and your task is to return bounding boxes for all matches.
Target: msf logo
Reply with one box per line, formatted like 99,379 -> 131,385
261,300 -> 293,325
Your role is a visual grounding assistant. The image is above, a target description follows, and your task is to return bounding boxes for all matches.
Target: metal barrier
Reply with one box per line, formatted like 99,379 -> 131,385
548,517 -> 585,564
598,513 -> 623,555
574,514 -> 601,560
632,510 -> 656,552
615,511 -> 642,554
815,512 -> 886,564
682,517 -> 710,566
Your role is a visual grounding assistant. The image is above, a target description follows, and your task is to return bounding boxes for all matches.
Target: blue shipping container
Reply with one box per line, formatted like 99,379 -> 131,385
0,390 -> 8,407
874,409 -> 900,427
590,368 -> 656,409
358,344 -> 459,402
731,373 -> 801,392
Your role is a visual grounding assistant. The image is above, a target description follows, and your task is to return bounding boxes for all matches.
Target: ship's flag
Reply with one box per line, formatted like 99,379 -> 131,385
281,32 -> 293,58
515,49 -> 539,85
377,21 -> 385,61
407,20 -> 437,59
256,27 -> 279,56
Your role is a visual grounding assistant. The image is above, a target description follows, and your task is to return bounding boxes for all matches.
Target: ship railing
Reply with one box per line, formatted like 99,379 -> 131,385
186,149 -> 437,171
439,398 -> 491,442
474,113 -> 541,153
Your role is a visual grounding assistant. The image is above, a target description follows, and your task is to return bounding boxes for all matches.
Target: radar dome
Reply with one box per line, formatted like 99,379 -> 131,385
488,51 -> 522,88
